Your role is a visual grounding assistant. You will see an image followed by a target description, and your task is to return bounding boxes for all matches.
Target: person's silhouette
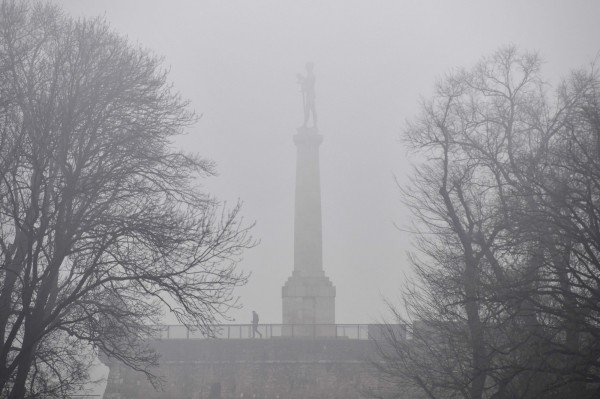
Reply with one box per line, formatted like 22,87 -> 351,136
252,310 -> 262,338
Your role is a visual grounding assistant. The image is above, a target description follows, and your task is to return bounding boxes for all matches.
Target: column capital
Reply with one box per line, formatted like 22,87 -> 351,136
294,127 -> 323,146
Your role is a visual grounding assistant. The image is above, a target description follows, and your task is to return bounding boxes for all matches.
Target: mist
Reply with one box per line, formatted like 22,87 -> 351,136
51,0 -> 600,326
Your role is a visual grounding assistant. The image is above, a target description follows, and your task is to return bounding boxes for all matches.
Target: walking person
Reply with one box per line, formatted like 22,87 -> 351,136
252,310 -> 262,338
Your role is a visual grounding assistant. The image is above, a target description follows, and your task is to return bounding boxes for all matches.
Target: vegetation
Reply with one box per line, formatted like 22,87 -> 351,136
377,46 -> 600,398
0,1 -> 253,397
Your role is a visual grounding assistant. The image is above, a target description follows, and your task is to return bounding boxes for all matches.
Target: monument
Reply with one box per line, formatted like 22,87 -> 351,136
100,64 -> 401,399
282,63 -> 336,335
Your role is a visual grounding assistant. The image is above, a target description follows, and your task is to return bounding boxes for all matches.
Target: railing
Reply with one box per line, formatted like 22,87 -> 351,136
154,324 -> 406,340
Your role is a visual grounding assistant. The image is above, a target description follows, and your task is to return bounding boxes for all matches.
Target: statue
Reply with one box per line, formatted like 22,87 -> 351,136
297,62 -> 317,129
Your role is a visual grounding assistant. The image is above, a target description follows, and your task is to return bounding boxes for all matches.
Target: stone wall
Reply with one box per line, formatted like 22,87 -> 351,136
102,337 -> 393,399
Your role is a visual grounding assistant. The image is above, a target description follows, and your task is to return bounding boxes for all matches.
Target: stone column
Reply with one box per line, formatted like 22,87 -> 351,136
293,127 -> 323,275
282,127 -> 335,335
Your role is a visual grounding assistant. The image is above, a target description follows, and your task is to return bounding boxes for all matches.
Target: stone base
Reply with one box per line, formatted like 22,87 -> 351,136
282,272 -> 335,336
101,338 -> 398,399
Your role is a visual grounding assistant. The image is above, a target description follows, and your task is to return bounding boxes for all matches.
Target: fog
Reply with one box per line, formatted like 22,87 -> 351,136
52,0 -> 600,325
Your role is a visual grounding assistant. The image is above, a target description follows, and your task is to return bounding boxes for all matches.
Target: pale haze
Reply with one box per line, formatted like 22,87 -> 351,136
52,0 -> 600,325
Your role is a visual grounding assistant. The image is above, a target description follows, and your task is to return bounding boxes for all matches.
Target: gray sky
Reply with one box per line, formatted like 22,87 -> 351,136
53,0 -> 600,325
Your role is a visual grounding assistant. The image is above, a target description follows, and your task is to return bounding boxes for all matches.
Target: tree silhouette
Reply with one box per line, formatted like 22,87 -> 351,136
0,1 -> 254,397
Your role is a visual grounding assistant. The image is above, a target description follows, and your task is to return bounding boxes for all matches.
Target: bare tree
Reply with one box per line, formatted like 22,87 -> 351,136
525,64 -> 600,395
0,2 -> 254,397
376,47 -> 600,399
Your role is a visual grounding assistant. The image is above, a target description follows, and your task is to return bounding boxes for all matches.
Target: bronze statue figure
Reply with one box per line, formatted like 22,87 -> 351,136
297,62 -> 317,128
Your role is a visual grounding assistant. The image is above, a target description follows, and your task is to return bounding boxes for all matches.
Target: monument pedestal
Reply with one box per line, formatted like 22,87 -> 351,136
282,271 -> 335,336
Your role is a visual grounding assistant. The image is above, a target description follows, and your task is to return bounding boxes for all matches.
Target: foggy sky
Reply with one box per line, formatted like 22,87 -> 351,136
52,0 -> 600,325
